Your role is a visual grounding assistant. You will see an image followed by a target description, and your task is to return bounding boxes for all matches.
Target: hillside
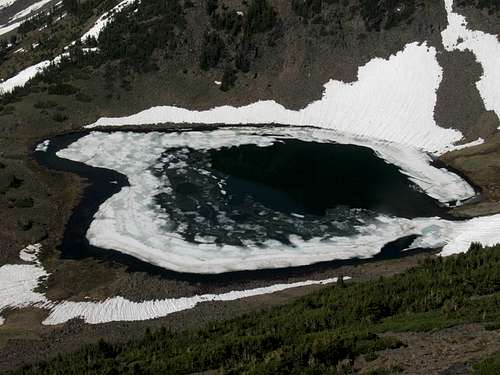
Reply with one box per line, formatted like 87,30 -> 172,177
0,0 -> 499,372
10,243 -> 500,374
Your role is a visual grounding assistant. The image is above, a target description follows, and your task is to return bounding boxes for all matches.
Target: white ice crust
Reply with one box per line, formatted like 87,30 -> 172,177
0,244 -> 345,325
55,128 -> 488,274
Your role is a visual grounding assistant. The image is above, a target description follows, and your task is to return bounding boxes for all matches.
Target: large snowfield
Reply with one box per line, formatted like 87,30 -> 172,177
1,0 -> 500,325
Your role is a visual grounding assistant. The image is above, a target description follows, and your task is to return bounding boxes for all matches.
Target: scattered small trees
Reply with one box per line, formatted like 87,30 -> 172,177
14,243 -> 500,374
220,64 -> 236,91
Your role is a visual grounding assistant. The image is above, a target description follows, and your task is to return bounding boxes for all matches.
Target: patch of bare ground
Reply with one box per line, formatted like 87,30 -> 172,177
434,49 -> 498,141
455,3 -> 500,37
444,133 -> 500,218
354,324 -> 500,374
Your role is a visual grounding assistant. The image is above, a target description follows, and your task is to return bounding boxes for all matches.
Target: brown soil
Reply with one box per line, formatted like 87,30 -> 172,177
434,49 -> 498,141
355,324 -> 500,374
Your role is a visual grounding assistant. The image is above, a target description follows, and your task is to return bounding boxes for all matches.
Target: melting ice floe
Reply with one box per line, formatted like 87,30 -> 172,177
53,128 -> 499,274
0,244 -> 345,325
34,139 -> 50,152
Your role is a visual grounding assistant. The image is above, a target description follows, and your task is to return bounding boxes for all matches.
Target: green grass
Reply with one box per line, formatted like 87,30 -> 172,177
11,243 -> 500,374
472,352 -> 500,374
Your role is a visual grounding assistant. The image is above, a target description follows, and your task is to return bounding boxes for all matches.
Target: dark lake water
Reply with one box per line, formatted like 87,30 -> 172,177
152,138 -> 446,248
209,139 -> 443,218
33,130 -> 451,280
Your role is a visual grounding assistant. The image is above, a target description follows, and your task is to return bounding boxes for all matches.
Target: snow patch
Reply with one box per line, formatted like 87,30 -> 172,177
0,244 -> 50,324
441,214 -> 500,256
10,0 -> 52,21
87,42 -> 466,155
81,0 -> 136,42
0,60 -> 51,93
442,0 -> 500,121
0,21 -> 22,36
0,0 -> 17,9
0,244 -> 347,325
43,277 -> 343,325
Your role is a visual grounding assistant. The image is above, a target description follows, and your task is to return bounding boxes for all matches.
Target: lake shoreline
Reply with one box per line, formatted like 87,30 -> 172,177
32,124 -> 474,288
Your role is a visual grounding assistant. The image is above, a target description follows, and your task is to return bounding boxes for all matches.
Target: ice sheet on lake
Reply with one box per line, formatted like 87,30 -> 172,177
54,128 -> 489,274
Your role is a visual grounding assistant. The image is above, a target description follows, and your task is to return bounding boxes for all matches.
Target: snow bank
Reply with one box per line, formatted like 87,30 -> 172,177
0,60 -> 50,93
0,21 -> 22,36
87,42 -> 467,154
81,0 -> 135,41
442,0 -> 500,121
0,244 -> 345,325
84,0 -> 500,150
10,0 -> 52,21
43,277 -> 342,325
441,214 -> 500,256
0,244 -> 50,325
54,128 -> 487,274
0,0 -> 16,9
1,0 -> 132,90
